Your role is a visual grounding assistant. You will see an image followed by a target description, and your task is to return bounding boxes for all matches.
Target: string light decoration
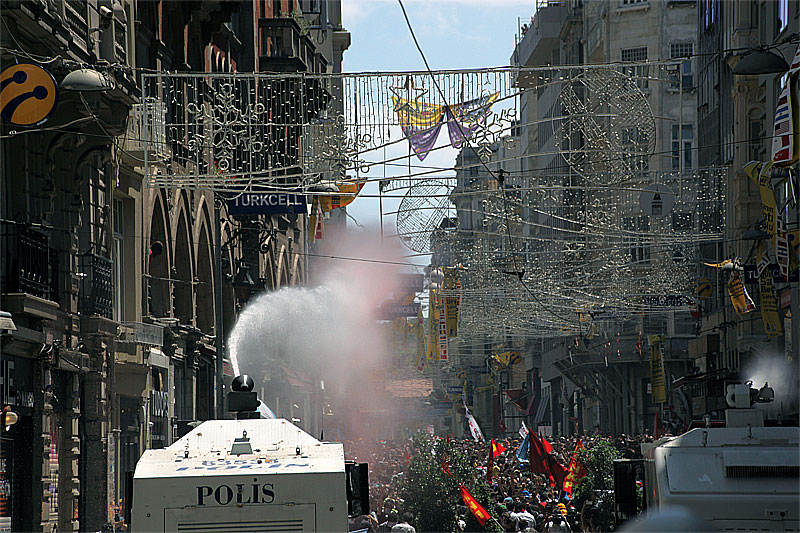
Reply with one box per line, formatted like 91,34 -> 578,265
140,64 -> 725,336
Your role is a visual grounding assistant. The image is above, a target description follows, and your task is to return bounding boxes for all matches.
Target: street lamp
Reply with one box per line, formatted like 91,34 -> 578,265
61,68 -> 113,92
232,264 -> 255,302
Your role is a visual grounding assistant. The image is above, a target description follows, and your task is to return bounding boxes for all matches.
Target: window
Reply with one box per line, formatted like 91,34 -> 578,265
778,0 -> 789,33
623,216 -> 650,264
672,212 -> 694,232
113,198 -> 125,321
670,42 -> 694,88
621,47 -> 647,62
671,124 -> 693,170
703,0 -> 715,29
621,47 -> 649,89
620,0 -> 648,5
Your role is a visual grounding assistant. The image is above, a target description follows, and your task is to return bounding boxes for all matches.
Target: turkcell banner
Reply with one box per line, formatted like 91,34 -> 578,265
377,302 -> 420,319
226,191 -> 306,215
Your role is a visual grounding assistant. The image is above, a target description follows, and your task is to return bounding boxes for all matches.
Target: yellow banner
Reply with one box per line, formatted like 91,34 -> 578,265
320,180 -> 366,212
727,272 -> 755,315
648,335 -> 667,403
443,268 -> 459,338
427,288 -> 440,361
758,243 -> 783,337
391,96 -> 444,129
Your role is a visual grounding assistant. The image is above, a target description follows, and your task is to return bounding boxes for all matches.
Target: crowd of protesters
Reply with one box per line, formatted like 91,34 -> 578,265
345,431 -> 654,532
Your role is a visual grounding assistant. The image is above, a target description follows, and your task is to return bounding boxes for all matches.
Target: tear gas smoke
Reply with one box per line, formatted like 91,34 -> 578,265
228,229 -> 417,444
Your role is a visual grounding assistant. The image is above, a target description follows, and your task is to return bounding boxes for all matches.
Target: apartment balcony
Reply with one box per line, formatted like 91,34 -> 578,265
78,253 -> 113,319
1,223 -> 60,321
512,2 -> 565,73
2,0 -> 126,64
258,17 -> 316,72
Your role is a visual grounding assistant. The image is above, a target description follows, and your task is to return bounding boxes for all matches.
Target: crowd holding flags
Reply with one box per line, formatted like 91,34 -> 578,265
510,428 -> 588,494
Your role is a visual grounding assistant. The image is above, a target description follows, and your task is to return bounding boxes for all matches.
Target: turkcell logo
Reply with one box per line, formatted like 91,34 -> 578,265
227,191 -> 306,215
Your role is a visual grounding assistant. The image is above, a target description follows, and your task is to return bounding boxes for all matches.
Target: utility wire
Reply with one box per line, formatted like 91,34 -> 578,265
397,0 -> 578,327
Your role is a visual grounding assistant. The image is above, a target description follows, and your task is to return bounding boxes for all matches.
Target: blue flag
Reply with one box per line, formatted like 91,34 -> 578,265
516,432 -> 530,463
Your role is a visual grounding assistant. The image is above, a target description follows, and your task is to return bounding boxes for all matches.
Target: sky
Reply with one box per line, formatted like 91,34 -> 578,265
338,0 -> 533,267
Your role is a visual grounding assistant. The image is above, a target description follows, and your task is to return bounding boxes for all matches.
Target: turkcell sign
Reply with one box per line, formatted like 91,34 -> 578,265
226,191 -> 306,215
377,302 -> 420,319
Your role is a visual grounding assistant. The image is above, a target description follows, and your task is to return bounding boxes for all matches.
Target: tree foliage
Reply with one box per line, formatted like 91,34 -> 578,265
572,440 -> 621,531
397,435 -> 501,532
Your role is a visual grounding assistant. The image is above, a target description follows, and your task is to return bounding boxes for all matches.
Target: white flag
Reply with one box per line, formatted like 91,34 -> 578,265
464,406 -> 484,441
519,421 -> 529,439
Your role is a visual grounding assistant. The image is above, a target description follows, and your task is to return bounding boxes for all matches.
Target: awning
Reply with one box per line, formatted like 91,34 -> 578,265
0,310 -> 17,332
148,347 -> 169,370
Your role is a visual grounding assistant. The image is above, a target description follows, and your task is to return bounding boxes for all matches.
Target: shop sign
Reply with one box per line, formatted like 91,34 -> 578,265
1,357 -> 34,409
150,390 -> 169,418
377,302 -> 420,319
226,191 -> 306,215
779,289 -> 792,310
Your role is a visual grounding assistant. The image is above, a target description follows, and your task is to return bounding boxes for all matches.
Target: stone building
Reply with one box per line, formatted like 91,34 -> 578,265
0,1 -> 348,531
688,0 -> 799,423
511,0 -> 699,437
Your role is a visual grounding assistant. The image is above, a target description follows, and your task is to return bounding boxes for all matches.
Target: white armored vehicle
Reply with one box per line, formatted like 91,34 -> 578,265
131,375 -> 368,532
615,382 -> 799,531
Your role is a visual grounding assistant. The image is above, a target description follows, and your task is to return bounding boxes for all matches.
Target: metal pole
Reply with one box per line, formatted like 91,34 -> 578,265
379,144 -> 385,245
214,195 -> 225,419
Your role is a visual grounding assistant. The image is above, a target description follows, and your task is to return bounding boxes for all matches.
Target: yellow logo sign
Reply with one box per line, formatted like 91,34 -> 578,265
0,63 -> 58,126
694,278 -> 713,300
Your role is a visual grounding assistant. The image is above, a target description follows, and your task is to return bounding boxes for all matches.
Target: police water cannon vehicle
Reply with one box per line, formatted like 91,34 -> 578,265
131,375 -> 369,532
613,381 -> 799,531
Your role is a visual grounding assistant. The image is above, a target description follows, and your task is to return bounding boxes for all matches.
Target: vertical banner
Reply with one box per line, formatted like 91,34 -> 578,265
648,334 -> 667,403
748,160 -> 790,281
757,243 -> 783,337
415,306 -> 427,373
785,310 -> 793,363
438,308 -> 449,360
443,268 -> 460,338
427,288 -> 440,361
772,80 -> 798,166
773,44 -> 800,166
727,272 -> 755,314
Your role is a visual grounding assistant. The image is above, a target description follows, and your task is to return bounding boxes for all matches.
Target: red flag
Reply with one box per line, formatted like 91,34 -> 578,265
491,439 -> 506,457
460,486 -> 491,526
562,440 -> 588,494
404,448 -> 411,467
498,418 -> 507,434
540,435 -> 553,454
530,433 -> 568,488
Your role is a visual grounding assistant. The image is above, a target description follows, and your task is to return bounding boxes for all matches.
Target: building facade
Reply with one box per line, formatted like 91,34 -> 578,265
0,1 -> 348,531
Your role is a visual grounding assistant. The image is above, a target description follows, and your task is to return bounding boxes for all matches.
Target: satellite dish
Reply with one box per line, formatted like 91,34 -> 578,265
639,183 -> 675,217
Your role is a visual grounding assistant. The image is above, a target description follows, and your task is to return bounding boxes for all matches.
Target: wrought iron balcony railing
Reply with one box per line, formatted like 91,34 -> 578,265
258,17 -> 314,72
2,223 -> 58,303
78,253 -> 113,319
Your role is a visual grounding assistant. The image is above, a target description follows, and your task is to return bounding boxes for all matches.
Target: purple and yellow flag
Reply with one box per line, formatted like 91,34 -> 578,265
392,92 -> 499,161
